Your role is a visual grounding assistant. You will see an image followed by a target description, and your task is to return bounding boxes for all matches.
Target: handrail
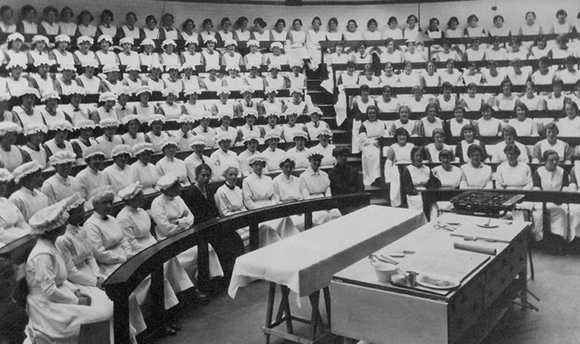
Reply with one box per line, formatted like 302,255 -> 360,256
103,193 -> 371,343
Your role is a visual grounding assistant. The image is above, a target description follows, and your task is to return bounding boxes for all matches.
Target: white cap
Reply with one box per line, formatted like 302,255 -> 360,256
133,142 -> 154,155
268,63 -> 281,71
97,35 -> 113,44
247,40 -> 260,47
270,42 -> 283,50
184,87 -> 203,96
135,86 -> 152,96
162,39 -> 177,48
118,182 -> 143,200
178,115 -> 196,124
98,92 -> 118,102
189,137 -> 206,147
23,123 -> 48,136
185,38 -> 198,46
99,118 -> 121,128
102,64 -> 120,73
58,63 -> 76,72
248,154 -> 268,165
82,145 -> 106,160
125,64 -> 141,72
76,119 -> 95,129
49,151 -> 77,165
49,120 -> 74,132
6,33 -> 24,43
55,34 -> 71,43
156,172 -> 180,190
147,114 -> 166,125
119,37 -> 134,45
264,131 -> 281,141
0,122 -> 22,136
41,90 -> 60,102
140,38 -> 155,46
111,144 -> 133,158
13,161 -> 42,184
65,87 -> 86,96
224,39 -> 237,47
77,36 -> 93,44
204,37 -> 217,44
32,35 -> 49,44
122,115 -> 141,125
17,88 -> 40,98
215,131 -> 232,143
0,168 -> 13,182
29,201 -> 69,235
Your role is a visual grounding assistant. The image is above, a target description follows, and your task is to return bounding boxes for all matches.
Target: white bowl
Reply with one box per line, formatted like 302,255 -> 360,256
373,262 -> 398,282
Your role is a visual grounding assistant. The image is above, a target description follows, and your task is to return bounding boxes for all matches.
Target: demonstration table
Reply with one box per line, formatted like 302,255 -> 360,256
332,213 -> 531,344
228,205 -> 427,343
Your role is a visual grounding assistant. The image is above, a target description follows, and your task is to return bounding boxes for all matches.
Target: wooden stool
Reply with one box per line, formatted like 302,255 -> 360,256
263,282 -> 331,344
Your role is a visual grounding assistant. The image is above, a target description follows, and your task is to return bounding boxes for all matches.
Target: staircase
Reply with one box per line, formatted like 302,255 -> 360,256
305,68 -> 388,206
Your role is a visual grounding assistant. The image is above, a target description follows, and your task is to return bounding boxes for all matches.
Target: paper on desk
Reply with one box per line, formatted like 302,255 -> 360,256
451,222 -> 522,243
396,247 -> 490,282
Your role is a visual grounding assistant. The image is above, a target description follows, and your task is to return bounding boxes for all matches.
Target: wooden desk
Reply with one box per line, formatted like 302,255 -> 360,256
331,213 -> 530,344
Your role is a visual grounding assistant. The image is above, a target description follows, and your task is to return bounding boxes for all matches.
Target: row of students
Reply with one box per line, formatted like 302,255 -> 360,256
3,4 -> 580,42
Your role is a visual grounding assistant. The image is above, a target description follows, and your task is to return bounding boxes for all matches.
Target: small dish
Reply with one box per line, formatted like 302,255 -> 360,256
416,274 -> 460,290
372,262 -> 399,282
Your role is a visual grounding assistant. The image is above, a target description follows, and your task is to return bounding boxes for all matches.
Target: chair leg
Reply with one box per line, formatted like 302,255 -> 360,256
309,290 -> 321,340
323,287 -> 331,327
528,247 -> 535,281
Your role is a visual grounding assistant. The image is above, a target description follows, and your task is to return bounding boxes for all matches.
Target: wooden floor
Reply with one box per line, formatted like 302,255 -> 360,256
150,246 -> 580,344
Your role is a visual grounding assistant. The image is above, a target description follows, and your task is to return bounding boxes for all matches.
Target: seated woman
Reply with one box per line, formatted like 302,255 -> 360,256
210,133 -> 241,181
532,122 -> 571,164
376,85 -> 399,115
130,143 -> 160,193
9,161 -> 48,222
474,104 -> 502,137
103,145 -> 134,193
25,201 -> 113,344
459,144 -> 492,189
117,183 -> 201,312
491,125 -> 529,163
282,109 -> 308,143
328,146 -> 365,198
145,115 -> 171,153
430,149 -> 462,218
20,123 -> 48,170
156,138 -> 188,185
491,79 -> 520,111
42,151 -> 82,205
420,60 -> 441,88
385,127 -> 414,207
509,102 -> 539,137
0,122 -> 30,173
389,105 -> 416,137
76,146 -> 108,201
359,105 -> 387,186
435,82 -> 457,112
0,168 -> 30,244
415,103 -> 444,137
152,173 -> 224,278
425,128 -> 451,163
401,145 -> 441,211
495,144 -> 534,222
183,164 -> 245,275
455,124 -> 488,163
261,132 -> 286,173
273,157 -> 305,231
446,105 -> 469,137
215,113 -> 239,145
532,150 -> 571,254
299,152 -> 342,225
556,101 -> 580,137
310,128 -> 337,168
243,155 -> 299,239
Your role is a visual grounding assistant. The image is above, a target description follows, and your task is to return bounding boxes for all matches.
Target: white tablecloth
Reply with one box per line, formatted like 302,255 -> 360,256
228,205 -> 426,298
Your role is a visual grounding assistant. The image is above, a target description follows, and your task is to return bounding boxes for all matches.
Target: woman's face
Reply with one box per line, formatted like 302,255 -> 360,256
24,9 -> 36,21
320,135 -> 330,145
407,42 -> 415,53
276,21 -> 285,31
80,41 -> 91,52
516,106 -> 527,120
287,113 -> 297,125
114,153 -> 129,168
440,154 -> 452,167
427,107 -> 437,118
389,20 -> 397,29
54,130 -> 68,143
494,17 -> 504,28
310,157 -> 322,171
347,21 -> 356,32
463,129 -> 474,142
405,62 -> 413,73
163,144 -> 178,158
88,155 -> 104,171
553,84 -> 562,95
368,22 -> 377,31
557,13 -> 566,24
565,103 -> 577,118
399,108 -> 409,121
427,62 -> 436,73
138,151 -> 152,164
28,132 -> 44,146
293,20 -> 302,31
128,120 -> 140,134
546,128 -> 558,141
525,84 -> 535,96
251,162 -> 264,175
468,17 -> 478,27
506,150 -> 519,164
127,14 -> 137,26
57,41 -> 68,51
383,87 -> 391,99
545,153 -> 559,169
55,162 -> 72,178
434,132 -> 444,145
103,14 -> 113,25
294,137 -> 305,149
225,168 -> 238,185
268,115 -> 278,126
93,194 -> 114,217
46,11 -> 56,23
329,21 -> 337,31
81,13 -> 91,25
413,89 -> 422,100
397,132 -> 407,144
222,20 -> 231,31
1,8 -> 13,21
100,40 -> 110,51
367,108 -> 377,121
526,13 -> 535,25
408,17 -> 416,27
482,108 -> 492,120
358,45 -> 366,54
219,139 -> 231,151
204,21 -> 213,31
146,18 -> 156,29
538,39 -> 547,49
386,41 -> 395,52
412,150 -> 423,166
313,19 -> 321,30
446,61 -> 454,71
502,82 -> 512,95
281,162 -> 294,176
384,63 -> 393,76
469,151 -> 482,165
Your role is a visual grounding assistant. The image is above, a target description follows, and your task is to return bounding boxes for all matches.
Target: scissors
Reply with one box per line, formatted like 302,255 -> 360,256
433,221 -> 458,232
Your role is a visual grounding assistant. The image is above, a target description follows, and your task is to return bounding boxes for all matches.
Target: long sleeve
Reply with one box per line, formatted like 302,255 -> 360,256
242,178 -> 259,210
55,238 -> 98,287
151,200 -> 182,237
41,182 -> 57,206
532,170 -> 542,190
299,177 -> 312,199
29,254 -> 78,304
118,216 -> 143,256
84,222 -> 127,265
177,200 -> 194,229
532,142 -> 542,163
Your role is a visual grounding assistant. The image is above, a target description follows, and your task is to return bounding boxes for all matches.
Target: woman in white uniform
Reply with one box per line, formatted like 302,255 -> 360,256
385,127 -> 414,207
25,201 -> 113,344
273,156 -> 305,231
299,152 -> 342,225
151,173 -> 224,278
359,105 -> 387,186
401,145 -> 441,211
459,144 -> 492,189
0,168 -> 30,245
242,155 -> 299,240
430,149 -> 462,218
9,161 -> 48,222
215,165 -> 278,247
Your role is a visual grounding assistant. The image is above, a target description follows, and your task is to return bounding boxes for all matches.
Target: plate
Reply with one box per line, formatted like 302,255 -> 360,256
416,274 -> 460,290
477,224 -> 499,228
